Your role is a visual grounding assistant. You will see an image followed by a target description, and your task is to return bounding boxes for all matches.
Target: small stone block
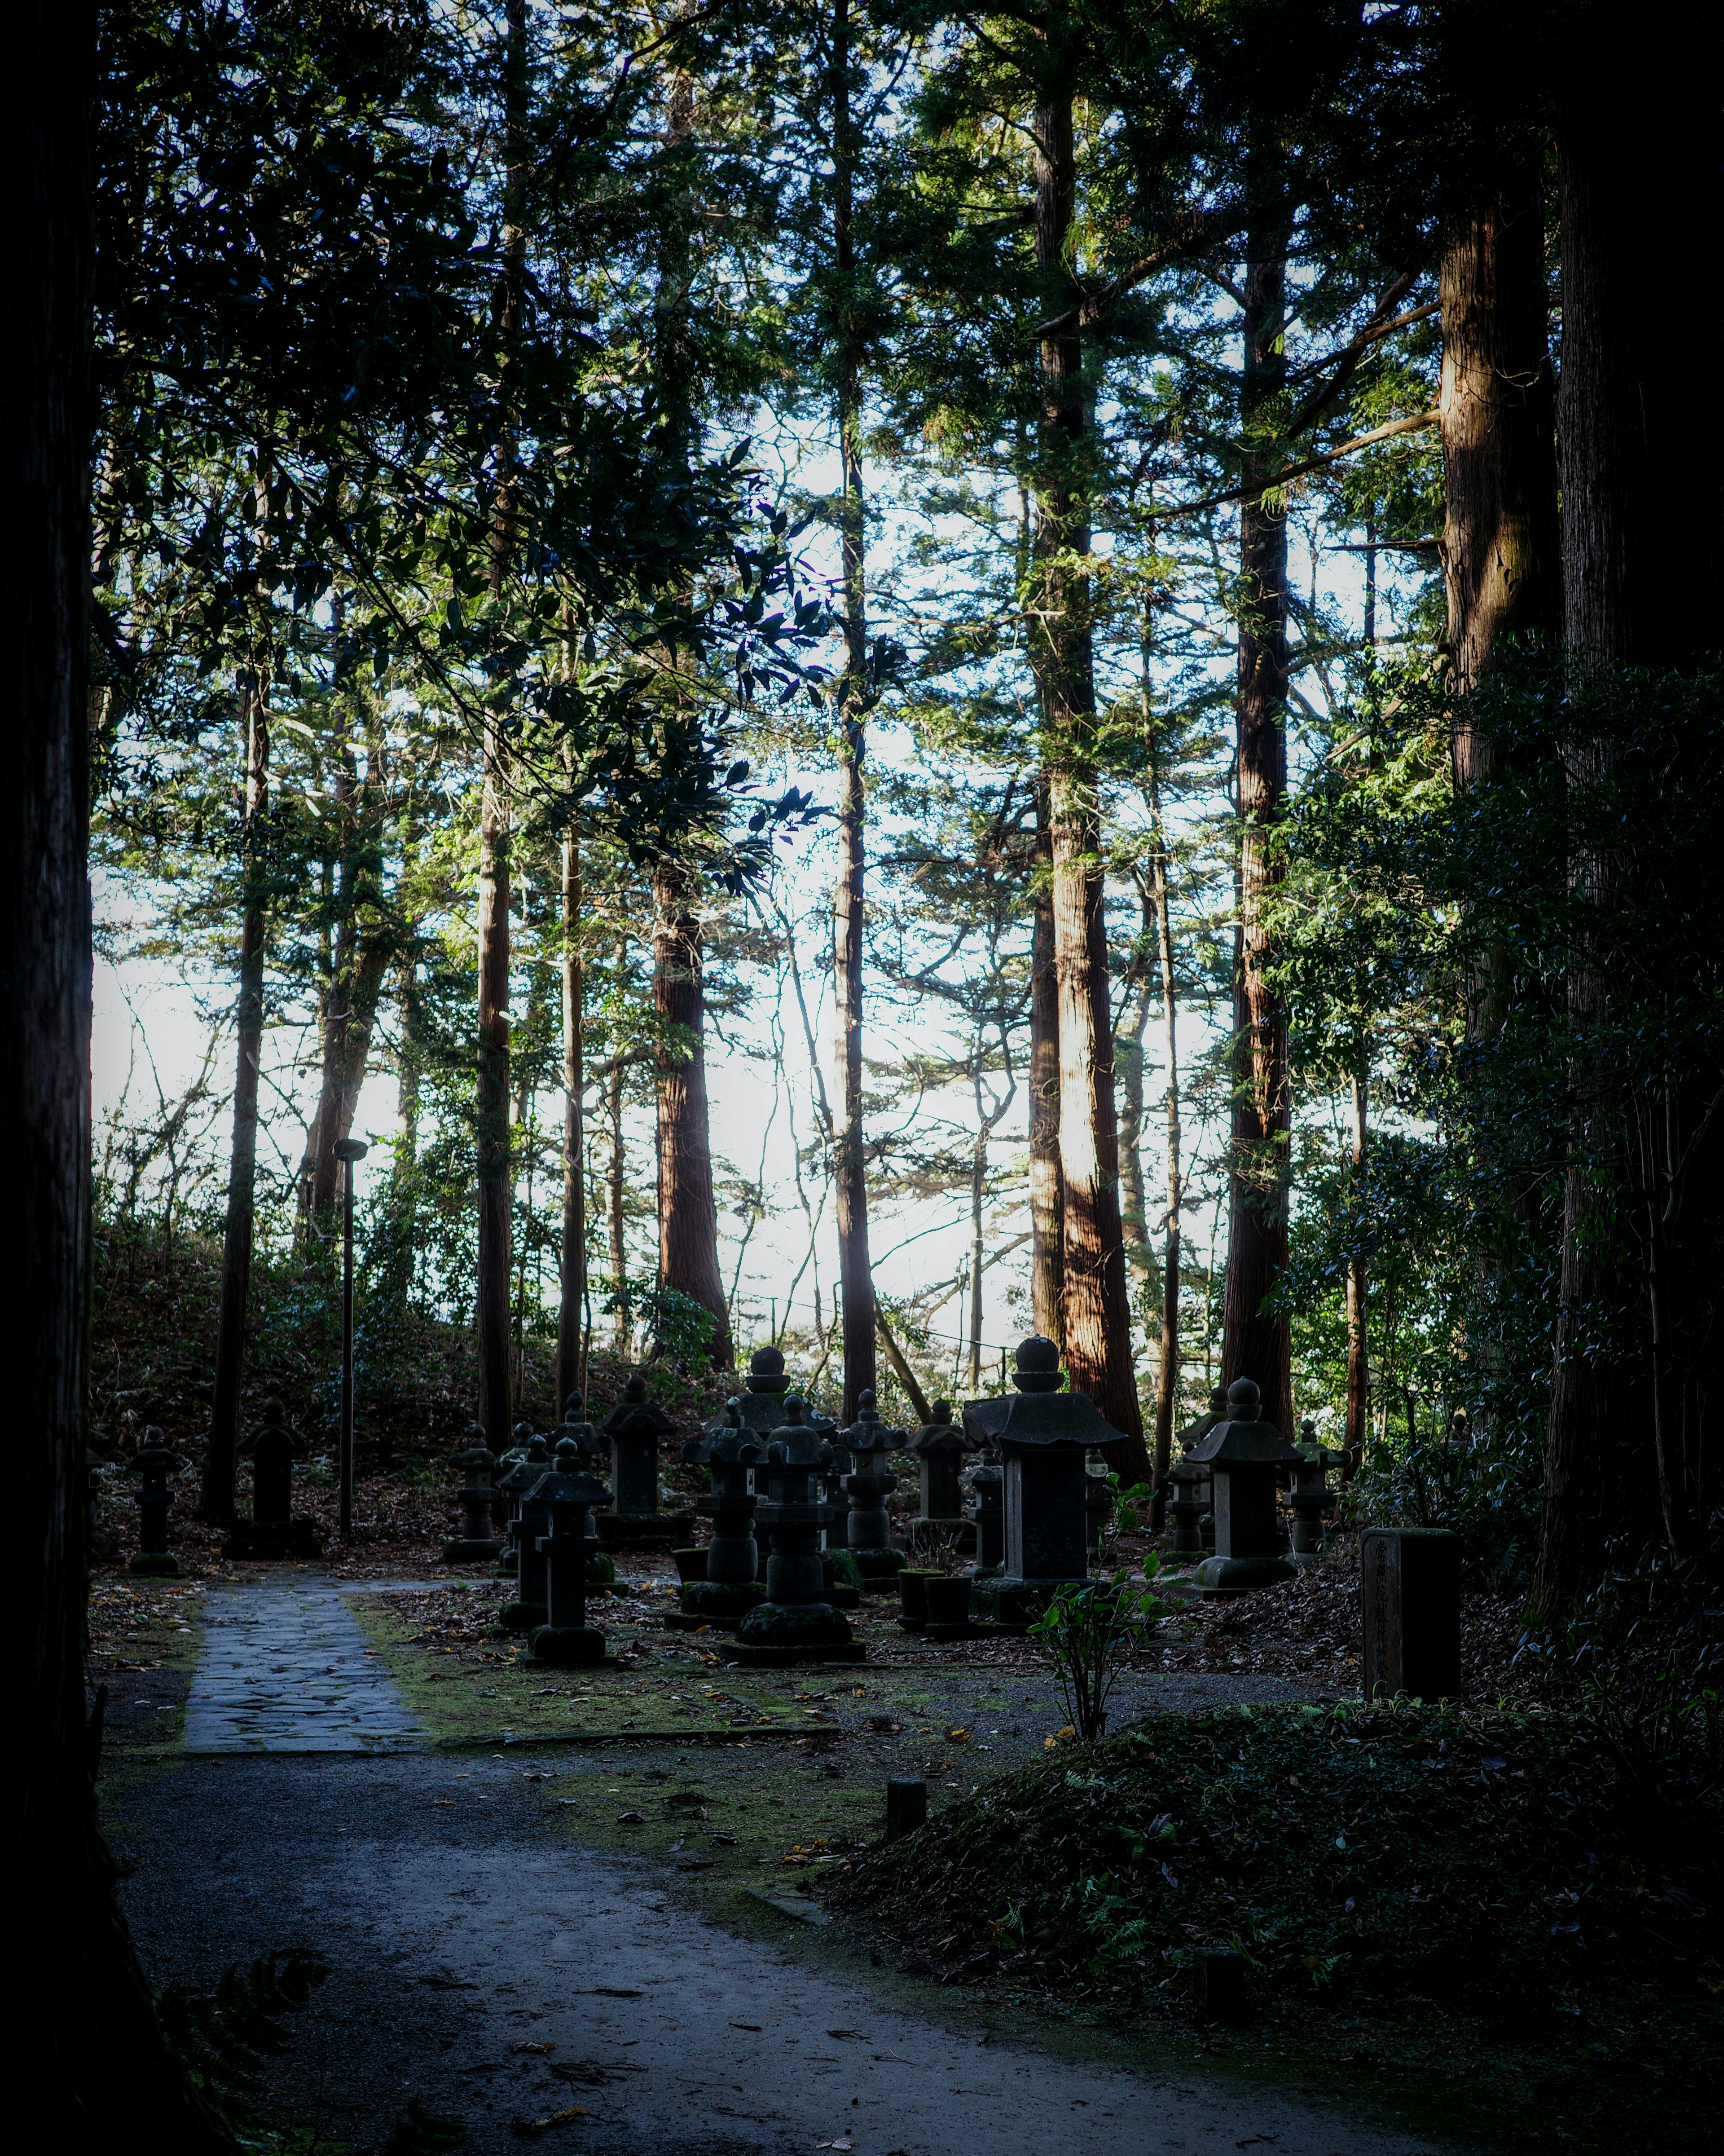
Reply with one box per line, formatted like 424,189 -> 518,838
1197,1949 -> 1248,2018
744,1888 -> 831,1926
885,1777 -> 928,1841
1361,1527 -> 1463,1701
718,1640 -> 867,1667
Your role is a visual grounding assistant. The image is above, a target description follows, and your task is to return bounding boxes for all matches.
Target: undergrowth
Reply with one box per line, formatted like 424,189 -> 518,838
832,1699 -> 1722,2017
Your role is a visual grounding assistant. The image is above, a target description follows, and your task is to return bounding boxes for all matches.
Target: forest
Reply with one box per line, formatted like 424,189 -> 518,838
10,0 -> 1721,2149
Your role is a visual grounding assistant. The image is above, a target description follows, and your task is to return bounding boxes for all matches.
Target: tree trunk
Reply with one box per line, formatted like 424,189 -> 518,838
305,744 -> 390,1218
1031,42 -> 1146,1471
9,8 -> 233,2134
1344,1064 -> 1369,1477
204,538 -> 272,1522
475,0 -> 525,1450
653,869 -> 734,1366
607,1050 -> 629,1356
1439,167 -> 1561,729
829,0 -> 875,1420
1148,766 -> 1181,1527
968,1130 -> 986,1392
1221,234 -> 1294,1444
1028,778 -> 1064,1343
556,821 -> 585,1416
1535,18 -> 1720,1610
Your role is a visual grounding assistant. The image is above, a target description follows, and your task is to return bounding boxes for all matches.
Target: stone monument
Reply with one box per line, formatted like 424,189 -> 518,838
128,1427 -> 181,1577
526,1454 -> 616,1669
962,1336 -> 1127,1623
596,1374 -> 682,1549
442,1425 -> 503,1564
725,1397 -> 864,1666
905,1400 -> 976,1554
224,1398 -> 321,1560
838,1389 -> 909,1586
672,1402 -> 768,1629
494,1428 -> 550,1578
1189,1377 -> 1301,1596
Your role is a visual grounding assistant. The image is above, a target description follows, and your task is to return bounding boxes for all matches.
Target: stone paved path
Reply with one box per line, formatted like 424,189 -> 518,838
183,1577 -> 427,1754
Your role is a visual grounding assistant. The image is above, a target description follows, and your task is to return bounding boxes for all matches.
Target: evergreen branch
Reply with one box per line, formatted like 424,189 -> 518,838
1145,409 -> 1440,524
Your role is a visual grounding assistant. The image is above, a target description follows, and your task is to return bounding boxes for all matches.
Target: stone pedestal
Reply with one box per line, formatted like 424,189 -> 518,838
224,1399 -> 321,1560
1189,1380 -> 1299,1596
725,1398 -> 863,1666
128,1428 -> 181,1577
839,1390 -> 908,1584
1361,1527 -> 1462,1701
442,1427 -> 502,1563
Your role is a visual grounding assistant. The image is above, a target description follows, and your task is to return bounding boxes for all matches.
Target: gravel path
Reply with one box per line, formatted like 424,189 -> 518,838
115,1573 -> 1450,2156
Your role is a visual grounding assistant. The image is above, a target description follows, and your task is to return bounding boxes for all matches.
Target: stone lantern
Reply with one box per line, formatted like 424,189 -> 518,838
1287,1420 -> 1340,1565
1189,1377 -> 1302,1595
495,1428 -> 550,1580
963,1458 -> 1004,1573
1175,1386 -> 1227,1551
905,1400 -> 976,1554
1164,1452 -> 1208,1555
839,1389 -> 910,1585
597,1373 -> 680,1549
443,1425 -> 503,1564
1085,1452 -> 1114,1553
526,1455 -> 616,1668
128,1428 -> 181,1578
225,1398 -> 321,1560
726,1398 -> 864,1666
963,1337 -> 1126,1622
672,1403 -> 768,1630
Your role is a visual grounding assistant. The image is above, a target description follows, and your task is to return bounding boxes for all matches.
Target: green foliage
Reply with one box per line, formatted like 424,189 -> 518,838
155,1950 -> 330,2130
1028,1575 -> 1169,1742
838,1697 -> 1722,2011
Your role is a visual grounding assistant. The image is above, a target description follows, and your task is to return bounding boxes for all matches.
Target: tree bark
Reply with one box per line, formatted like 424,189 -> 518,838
305,742 -> 390,1219
1439,168 -> 1561,728
1344,1064 -> 1369,1477
556,819 -> 585,1416
829,0 -> 875,1420
1535,14 -> 1721,1610
10,7 -> 233,2137
1031,41 -> 1146,1470
1221,234 -> 1294,1444
1148,764 -> 1181,1527
653,869 -> 734,1365
1028,778 -> 1064,1343
204,489 -> 273,1523
607,1048 -> 629,1356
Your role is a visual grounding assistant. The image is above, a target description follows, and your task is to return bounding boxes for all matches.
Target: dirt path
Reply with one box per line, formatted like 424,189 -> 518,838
112,1575 -> 1453,2156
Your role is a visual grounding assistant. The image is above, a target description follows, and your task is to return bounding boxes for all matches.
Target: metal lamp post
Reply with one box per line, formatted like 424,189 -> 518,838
332,1138 -> 369,1538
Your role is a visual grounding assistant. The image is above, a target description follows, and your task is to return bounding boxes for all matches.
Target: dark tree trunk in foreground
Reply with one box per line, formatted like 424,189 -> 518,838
555,820 -> 585,1415
9,9 -> 231,2141
1221,237 -> 1294,1445
829,0 -> 876,1420
1031,39 -> 1146,1472
653,870 -> 734,1366
1536,13 -> 1723,1609
204,659 -> 269,1521
1028,780 -> 1064,1344
1344,1067 -> 1369,1476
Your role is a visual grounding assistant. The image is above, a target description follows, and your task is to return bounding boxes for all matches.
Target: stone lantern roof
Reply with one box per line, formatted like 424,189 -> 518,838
962,1336 -> 1126,1450
840,1389 -> 907,1458
1190,1377 -> 1300,1468
528,1435 -> 613,1512
762,1396 -> 832,1469
906,1399 -> 972,1455
601,1372 -> 677,1440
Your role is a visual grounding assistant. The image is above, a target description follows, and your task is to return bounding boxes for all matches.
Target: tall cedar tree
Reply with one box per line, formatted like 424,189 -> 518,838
10,4 -> 232,2141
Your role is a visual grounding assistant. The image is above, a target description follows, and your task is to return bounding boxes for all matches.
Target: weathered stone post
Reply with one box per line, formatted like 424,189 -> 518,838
1190,1378 -> 1301,1596
1287,1422 -> 1339,1564
884,1778 -> 928,1841
443,1425 -> 502,1564
1361,1527 -> 1463,1701
128,1428 -> 181,1577
839,1389 -> 909,1587
1164,1452 -> 1208,1554
964,1458 -> 1004,1574
963,1336 -> 1126,1624
727,1398 -> 864,1666
527,1457 -> 616,1668
597,1373 -> 680,1549
225,1398 -> 321,1560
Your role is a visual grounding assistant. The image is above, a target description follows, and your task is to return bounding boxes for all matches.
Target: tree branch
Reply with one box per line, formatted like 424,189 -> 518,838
1146,409 -> 1440,525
